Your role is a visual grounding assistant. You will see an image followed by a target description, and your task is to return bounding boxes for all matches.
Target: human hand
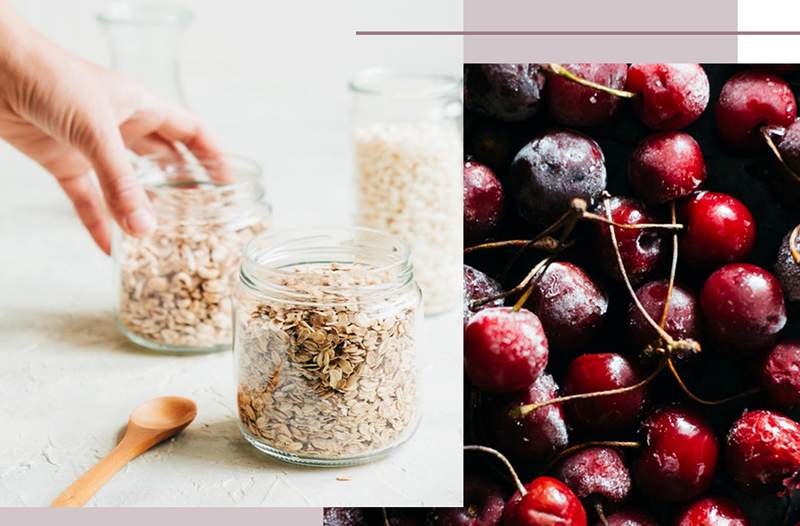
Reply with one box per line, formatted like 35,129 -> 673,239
0,5 -> 221,254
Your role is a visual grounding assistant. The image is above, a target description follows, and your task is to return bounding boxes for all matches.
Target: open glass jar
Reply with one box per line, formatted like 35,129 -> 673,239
112,154 -> 271,352
233,227 -> 422,466
350,68 -> 462,315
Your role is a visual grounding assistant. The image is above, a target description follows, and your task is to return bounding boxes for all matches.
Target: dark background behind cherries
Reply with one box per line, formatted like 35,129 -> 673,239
465,64 -> 800,525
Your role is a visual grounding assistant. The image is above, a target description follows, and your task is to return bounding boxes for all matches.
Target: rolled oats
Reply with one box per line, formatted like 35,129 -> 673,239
235,263 -> 419,461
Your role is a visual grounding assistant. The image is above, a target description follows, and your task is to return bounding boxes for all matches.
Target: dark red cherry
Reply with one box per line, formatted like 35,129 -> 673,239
426,474 -> 506,526
679,191 -> 756,269
503,477 -> 587,526
775,227 -> 800,305
465,160 -> 504,245
488,374 -> 569,462
323,508 -> 367,526
554,447 -> 631,506
674,497 -> 748,526
726,409 -> 800,494
761,341 -> 800,410
634,407 -> 719,502
464,307 -> 549,393
510,130 -> 607,225
700,264 -> 787,352
777,119 -> 800,174
464,265 -> 504,330
465,64 -> 546,122
628,132 -> 706,205
627,280 -> 699,350
563,353 -> 646,433
525,262 -> 608,353
593,197 -> 664,285
625,64 -> 709,130
602,510 -> 659,526
547,63 -> 628,127
715,70 -> 797,149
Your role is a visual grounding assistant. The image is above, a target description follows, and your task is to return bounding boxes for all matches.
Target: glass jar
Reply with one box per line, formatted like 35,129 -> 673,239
350,69 -> 463,316
233,227 -> 422,466
112,154 -> 271,352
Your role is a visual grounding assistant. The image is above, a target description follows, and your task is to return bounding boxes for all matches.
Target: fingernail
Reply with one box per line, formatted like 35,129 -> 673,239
124,209 -> 157,236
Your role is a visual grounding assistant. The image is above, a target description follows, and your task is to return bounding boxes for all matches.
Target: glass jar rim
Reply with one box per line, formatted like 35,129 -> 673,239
349,68 -> 462,99
240,226 -> 415,305
97,1 -> 193,26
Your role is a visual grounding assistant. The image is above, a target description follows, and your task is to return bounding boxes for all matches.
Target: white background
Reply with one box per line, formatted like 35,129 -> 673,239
739,0 -> 800,62
0,0 -> 463,508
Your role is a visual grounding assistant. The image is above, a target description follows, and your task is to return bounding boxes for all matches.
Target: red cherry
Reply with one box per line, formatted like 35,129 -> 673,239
464,160 -> 505,245
547,63 -> 628,127
563,353 -> 646,433
679,191 -> 756,269
625,64 -> 709,130
627,280 -> 699,350
464,265 -> 504,330
634,407 -> 719,502
427,473 -> 506,526
323,508 -> 366,526
553,446 -> 631,505
775,227 -> 800,305
464,307 -> 549,393
602,510 -> 658,526
503,477 -> 587,526
526,262 -> 608,353
593,197 -> 665,285
761,341 -> 800,410
465,64 -> 546,122
726,409 -> 800,494
488,374 -> 569,463
628,132 -> 706,205
715,70 -> 797,149
674,497 -> 748,526
700,264 -> 787,352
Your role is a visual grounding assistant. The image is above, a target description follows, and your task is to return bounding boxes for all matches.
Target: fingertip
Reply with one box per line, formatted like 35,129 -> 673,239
123,208 -> 157,237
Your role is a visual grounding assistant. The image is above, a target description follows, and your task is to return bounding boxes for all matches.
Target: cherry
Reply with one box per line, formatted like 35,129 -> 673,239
563,353 -> 646,433
510,130 -> 607,225
525,262 -> 608,353
465,64 -> 546,122
777,120 -> 800,174
503,477 -> 587,526
488,374 -> 569,462
725,409 -> 800,494
426,474 -> 506,526
323,508 -> 367,526
553,446 -> 631,506
625,64 -> 709,130
634,407 -> 719,502
464,265 -> 504,330
465,160 -> 505,245
593,197 -> 665,285
700,264 -> 787,352
387,510 -> 424,526
775,227 -> 800,305
628,132 -> 706,205
679,191 -> 756,270
464,307 -> 549,393
761,341 -> 800,410
627,280 -> 699,350
547,63 -> 628,127
674,497 -> 748,526
601,510 -> 658,526
715,70 -> 797,149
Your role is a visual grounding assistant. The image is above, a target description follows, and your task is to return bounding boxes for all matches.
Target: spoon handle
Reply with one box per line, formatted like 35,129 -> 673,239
51,431 -> 151,507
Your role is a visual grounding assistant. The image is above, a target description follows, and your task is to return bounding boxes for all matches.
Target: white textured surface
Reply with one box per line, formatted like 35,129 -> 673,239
0,0 -> 462,507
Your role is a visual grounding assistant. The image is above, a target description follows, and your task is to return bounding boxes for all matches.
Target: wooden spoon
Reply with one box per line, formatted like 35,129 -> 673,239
51,396 -> 197,507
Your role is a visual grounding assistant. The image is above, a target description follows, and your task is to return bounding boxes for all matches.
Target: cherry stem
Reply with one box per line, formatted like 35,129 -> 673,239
382,508 -> 390,526
547,63 -> 637,99
666,356 -> 761,405
464,445 -> 527,496
512,256 -> 555,311
471,255 -> 554,310
543,440 -> 641,473
790,224 -> 800,264
510,355 -> 667,419
465,237 -> 562,254
594,502 -> 609,526
583,211 -> 683,231
659,202 -> 679,329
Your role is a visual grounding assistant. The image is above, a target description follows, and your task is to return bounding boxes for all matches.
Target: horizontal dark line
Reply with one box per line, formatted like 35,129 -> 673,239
356,30 -> 800,36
